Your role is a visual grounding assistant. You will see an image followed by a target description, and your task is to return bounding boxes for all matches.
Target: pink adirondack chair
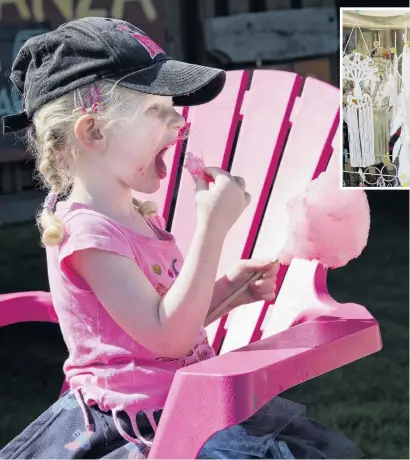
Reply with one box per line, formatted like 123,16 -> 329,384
0,70 -> 382,459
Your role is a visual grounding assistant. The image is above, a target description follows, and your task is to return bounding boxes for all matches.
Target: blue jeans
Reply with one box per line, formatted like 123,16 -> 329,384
0,392 -> 361,459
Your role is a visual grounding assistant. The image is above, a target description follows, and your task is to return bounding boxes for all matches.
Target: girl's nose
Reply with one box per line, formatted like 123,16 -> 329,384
170,111 -> 186,132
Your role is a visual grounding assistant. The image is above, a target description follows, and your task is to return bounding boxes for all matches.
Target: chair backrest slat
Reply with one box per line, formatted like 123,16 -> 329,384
170,71 -> 248,252
217,71 -> 302,273
210,70 -> 301,351
164,71 -> 247,346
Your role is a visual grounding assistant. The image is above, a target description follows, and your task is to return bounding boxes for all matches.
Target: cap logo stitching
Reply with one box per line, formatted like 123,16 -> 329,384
116,24 -> 164,59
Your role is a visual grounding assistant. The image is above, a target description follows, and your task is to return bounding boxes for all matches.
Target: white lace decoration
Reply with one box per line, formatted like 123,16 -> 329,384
343,51 -> 379,167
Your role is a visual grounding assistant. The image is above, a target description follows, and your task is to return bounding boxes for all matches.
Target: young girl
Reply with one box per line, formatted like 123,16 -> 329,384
1,17 -> 362,459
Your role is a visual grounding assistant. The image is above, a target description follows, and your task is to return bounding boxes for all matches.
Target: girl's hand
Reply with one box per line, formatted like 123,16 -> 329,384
194,167 -> 251,237
223,259 -> 279,307
207,259 -> 280,327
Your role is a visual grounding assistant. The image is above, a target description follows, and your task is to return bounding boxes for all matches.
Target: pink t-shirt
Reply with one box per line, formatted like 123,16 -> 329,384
46,201 -> 215,442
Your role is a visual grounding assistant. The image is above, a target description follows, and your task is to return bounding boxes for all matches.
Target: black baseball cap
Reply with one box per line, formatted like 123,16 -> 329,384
2,17 -> 226,134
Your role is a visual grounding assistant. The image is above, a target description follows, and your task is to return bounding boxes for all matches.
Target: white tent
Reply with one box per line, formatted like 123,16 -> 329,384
343,9 -> 410,30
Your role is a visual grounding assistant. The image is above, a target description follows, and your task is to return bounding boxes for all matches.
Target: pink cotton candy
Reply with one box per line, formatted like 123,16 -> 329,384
278,170 -> 370,269
184,152 -> 213,183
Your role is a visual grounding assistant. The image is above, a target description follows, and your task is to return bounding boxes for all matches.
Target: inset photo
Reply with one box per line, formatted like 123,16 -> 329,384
342,8 -> 410,188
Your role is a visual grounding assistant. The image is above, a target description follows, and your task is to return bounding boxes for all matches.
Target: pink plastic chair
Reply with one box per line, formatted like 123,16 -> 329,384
0,70 -> 382,459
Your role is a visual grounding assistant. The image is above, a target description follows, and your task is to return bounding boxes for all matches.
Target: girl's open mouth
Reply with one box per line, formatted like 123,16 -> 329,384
154,148 -> 168,179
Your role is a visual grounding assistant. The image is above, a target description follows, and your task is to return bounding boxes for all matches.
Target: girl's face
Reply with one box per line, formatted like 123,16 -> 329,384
75,93 -> 185,195
107,94 -> 185,194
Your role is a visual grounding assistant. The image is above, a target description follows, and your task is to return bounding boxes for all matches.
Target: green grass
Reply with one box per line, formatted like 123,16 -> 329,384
0,191 -> 408,458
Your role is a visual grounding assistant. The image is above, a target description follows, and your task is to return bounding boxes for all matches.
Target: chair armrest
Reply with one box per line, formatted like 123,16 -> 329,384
0,291 -> 57,326
149,304 -> 381,459
0,291 -> 70,397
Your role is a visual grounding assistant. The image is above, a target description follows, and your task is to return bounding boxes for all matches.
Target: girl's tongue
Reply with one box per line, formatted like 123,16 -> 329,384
154,150 -> 167,179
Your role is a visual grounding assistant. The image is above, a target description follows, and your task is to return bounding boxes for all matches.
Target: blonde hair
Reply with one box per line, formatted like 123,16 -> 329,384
26,81 -> 157,246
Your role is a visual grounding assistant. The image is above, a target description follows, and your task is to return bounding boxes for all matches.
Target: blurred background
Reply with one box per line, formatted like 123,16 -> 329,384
0,1 -> 408,459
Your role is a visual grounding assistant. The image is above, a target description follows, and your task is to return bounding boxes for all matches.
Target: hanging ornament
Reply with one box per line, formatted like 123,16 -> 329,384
376,176 -> 385,187
389,30 -> 401,111
370,39 -> 393,108
344,91 -> 377,167
343,21 -> 379,168
343,52 -> 379,100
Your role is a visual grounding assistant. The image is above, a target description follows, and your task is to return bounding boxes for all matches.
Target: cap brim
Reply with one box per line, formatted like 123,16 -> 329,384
106,59 -> 226,106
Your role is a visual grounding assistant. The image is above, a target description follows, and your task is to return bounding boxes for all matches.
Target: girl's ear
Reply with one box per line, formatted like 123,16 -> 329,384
74,115 -> 106,151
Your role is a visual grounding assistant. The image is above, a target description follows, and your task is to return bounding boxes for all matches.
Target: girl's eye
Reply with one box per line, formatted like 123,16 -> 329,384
148,103 -> 161,112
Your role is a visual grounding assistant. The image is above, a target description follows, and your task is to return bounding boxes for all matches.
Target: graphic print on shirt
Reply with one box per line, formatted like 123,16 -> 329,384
155,283 -> 168,297
155,355 -> 179,363
183,336 -> 213,367
152,259 -> 180,298
156,336 -> 213,365
64,428 -> 94,451
151,263 -> 162,276
167,258 -> 179,278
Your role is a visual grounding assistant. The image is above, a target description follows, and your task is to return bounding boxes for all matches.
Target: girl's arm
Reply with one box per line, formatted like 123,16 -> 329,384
70,168 -> 250,358
70,224 -> 224,358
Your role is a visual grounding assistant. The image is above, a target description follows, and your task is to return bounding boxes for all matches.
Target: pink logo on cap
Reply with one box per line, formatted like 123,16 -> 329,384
116,24 -> 164,58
